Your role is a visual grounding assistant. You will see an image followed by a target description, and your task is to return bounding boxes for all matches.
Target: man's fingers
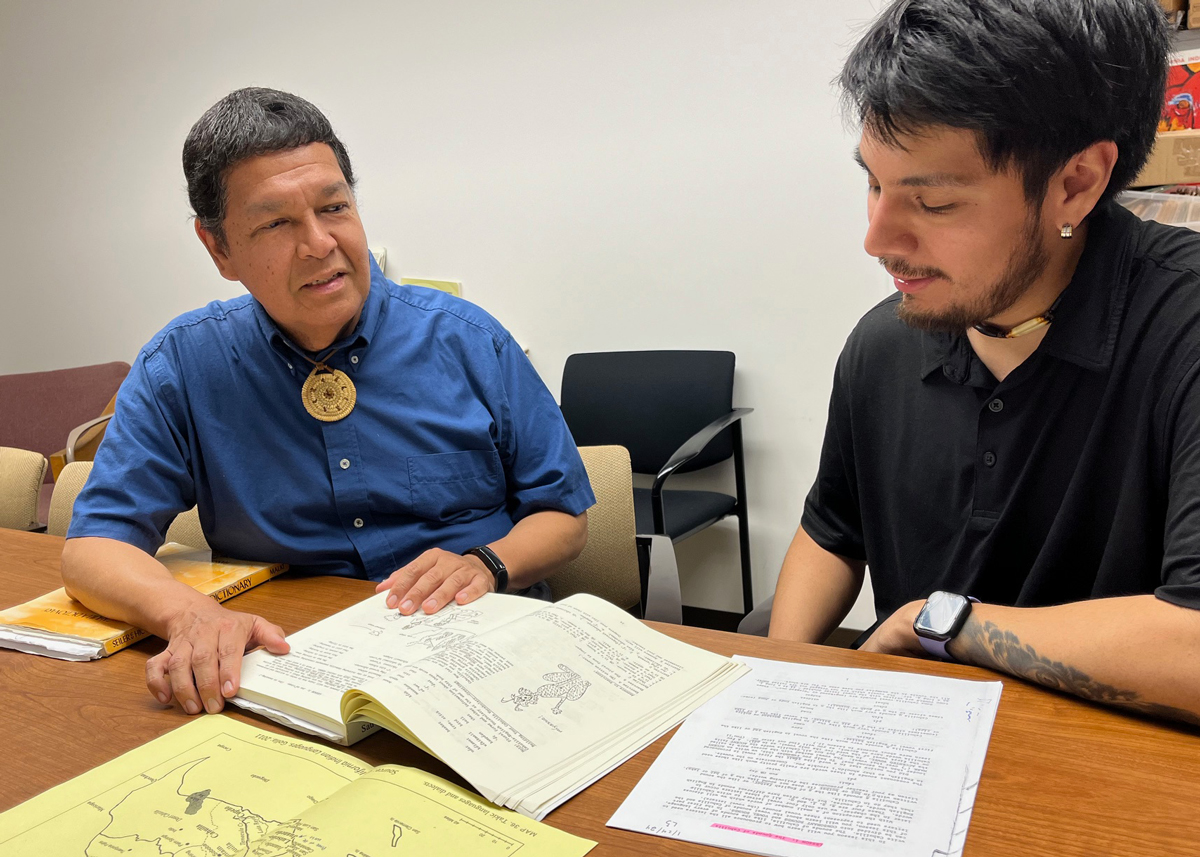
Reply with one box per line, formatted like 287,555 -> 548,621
420,568 -> 479,614
250,618 -> 291,655
165,641 -> 204,715
384,551 -> 443,608
216,624 -> 251,701
190,636 -> 225,714
452,572 -> 494,606
146,653 -> 173,705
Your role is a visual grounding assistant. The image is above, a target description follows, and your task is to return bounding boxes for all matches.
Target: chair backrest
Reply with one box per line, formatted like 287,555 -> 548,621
0,447 -> 49,531
547,446 -> 640,609
0,362 -> 130,482
48,461 -> 209,549
560,351 -> 735,474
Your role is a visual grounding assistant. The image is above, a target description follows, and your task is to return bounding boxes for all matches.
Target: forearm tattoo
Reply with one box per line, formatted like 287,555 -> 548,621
953,617 -> 1200,728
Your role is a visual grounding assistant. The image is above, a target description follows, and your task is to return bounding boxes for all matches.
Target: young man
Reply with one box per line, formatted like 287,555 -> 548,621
61,89 -> 593,718
768,0 -> 1200,726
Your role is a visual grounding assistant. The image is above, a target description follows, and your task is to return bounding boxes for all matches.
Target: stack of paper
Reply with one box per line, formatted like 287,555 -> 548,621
609,656 -> 1002,857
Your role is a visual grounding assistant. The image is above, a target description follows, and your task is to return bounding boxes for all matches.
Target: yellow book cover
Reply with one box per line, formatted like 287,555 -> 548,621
0,543 -> 286,660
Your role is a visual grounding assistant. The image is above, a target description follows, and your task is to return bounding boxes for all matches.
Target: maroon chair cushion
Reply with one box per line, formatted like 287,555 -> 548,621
0,361 -> 131,482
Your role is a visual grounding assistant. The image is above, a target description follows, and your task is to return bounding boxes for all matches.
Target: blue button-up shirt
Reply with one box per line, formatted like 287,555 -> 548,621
69,260 -> 595,580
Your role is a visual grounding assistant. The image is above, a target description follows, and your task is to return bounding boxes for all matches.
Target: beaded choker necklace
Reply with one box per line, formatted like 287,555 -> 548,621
972,294 -> 1063,339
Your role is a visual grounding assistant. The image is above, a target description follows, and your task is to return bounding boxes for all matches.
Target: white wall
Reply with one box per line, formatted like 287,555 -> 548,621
0,0 -> 889,628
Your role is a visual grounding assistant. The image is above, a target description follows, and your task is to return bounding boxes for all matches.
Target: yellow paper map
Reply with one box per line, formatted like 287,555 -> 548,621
0,716 -> 595,856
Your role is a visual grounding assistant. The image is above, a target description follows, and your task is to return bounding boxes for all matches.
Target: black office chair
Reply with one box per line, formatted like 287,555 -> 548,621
560,351 -> 754,614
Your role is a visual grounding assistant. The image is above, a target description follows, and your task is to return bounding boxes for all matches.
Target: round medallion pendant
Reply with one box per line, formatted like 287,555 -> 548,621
301,368 -> 357,422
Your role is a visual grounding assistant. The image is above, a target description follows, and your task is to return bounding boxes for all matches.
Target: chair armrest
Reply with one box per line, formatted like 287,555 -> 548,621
651,408 -> 754,494
65,414 -> 114,464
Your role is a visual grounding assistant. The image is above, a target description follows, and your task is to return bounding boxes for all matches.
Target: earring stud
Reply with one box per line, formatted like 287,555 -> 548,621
1060,223 -> 1074,239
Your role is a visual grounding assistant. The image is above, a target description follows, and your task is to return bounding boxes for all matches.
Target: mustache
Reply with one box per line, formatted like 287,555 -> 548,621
878,257 -> 948,281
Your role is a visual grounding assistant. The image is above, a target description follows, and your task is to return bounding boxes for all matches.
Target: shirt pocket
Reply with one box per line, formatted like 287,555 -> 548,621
408,449 -> 506,523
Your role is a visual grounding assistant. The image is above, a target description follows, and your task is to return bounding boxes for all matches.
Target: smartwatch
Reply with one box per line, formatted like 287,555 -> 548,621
463,545 -> 508,594
913,591 -> 978,660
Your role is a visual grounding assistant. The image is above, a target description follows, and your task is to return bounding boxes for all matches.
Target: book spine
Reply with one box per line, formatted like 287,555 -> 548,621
208,563 -> 288,604
103,627 -> 151,655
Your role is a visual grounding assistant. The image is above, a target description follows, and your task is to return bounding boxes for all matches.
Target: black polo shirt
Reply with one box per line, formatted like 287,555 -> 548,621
802,200 -> 1200,623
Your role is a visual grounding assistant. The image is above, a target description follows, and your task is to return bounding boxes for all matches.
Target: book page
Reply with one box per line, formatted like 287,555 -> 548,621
608,657 -> 1003,857
0,715 -> 594,857
344,594 -> 746,811
236,592 -> 545,736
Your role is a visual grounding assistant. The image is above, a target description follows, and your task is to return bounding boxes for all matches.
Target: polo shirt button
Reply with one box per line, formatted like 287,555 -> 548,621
350,355 -> 359,364
340,458 -> 351,469
354,517 -> 365,528
988,398 -> 1004,412
983,451 -> 997,467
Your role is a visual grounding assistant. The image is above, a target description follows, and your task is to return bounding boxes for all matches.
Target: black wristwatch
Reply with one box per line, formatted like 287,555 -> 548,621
913,591 -> 978,660
464,545 -> 508,594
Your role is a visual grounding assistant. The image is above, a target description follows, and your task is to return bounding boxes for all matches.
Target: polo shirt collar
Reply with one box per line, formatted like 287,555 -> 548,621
919,199 -> 1135,380
252,253 -> 390,362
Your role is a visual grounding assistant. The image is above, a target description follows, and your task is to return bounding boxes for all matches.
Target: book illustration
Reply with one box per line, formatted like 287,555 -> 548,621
414,629 -> 471,651
0,717 -> 595,857
392,607 -> 483,631
355,605 -> 485,642
502,664 -> 591,715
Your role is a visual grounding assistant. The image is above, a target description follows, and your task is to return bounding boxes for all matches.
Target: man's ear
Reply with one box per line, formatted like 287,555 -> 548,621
194,219 -> 241,282
1046,140 -> 1119,229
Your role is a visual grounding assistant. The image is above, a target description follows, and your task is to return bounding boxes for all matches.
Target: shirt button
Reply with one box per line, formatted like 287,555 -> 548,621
983,451 -> 997,467
354,517 -> 365,528
350,355 -> 359,364
988,398 -> 1004,413
340,458 -> 351,470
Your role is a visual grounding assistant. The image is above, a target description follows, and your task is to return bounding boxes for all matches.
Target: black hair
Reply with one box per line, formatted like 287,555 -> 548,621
183,87 -> 355,247
839,0 -> 1170,204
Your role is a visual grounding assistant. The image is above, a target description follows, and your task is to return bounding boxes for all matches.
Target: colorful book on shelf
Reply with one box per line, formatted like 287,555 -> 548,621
0,543 -> 286,661
232,591 -> 750,820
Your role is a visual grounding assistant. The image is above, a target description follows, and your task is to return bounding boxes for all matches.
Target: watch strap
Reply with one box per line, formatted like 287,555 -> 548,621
464,545 -> 508,594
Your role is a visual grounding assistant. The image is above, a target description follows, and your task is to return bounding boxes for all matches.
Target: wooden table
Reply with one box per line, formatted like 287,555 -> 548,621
2,529 -> 1199,855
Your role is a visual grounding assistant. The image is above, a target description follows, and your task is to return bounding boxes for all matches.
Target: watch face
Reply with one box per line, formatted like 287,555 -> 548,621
914,591 -> 969,639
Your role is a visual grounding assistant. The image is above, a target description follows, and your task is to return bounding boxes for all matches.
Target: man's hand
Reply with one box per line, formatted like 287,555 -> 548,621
859,600 -> 933,658
375,548 -> 495,616
145,601 -> 289,714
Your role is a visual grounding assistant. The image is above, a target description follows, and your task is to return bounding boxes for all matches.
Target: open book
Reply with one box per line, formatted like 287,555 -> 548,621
233,591 -> 748,820
0,544 -> 286,660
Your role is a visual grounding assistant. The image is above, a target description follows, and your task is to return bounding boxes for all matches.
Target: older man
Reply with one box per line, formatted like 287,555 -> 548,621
766,0 -> 1200,726
62,88 -> 593,718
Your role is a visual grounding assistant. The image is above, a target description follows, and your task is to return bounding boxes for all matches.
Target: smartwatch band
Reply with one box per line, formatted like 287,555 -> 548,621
464,545 -> 508,594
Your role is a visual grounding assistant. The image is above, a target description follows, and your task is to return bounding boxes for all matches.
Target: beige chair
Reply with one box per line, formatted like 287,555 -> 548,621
48,461 -> 208,549
547,445 -> 641,611
0,447 -> 50,531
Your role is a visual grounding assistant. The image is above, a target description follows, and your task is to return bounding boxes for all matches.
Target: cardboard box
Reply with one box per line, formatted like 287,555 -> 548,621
1131,130 -> 1200,187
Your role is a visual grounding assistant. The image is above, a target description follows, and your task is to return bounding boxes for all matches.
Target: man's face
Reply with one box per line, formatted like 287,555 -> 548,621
197,143 -> 370,352
857,126 -> 1051,332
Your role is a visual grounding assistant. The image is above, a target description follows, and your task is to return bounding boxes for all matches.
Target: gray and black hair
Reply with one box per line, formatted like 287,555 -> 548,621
840,0 -> 1170,205
183,87 -> 356,247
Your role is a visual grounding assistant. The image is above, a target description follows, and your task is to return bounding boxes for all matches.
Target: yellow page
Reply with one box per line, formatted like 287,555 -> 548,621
0,715 -> 594,857
257,764 -> 595,856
